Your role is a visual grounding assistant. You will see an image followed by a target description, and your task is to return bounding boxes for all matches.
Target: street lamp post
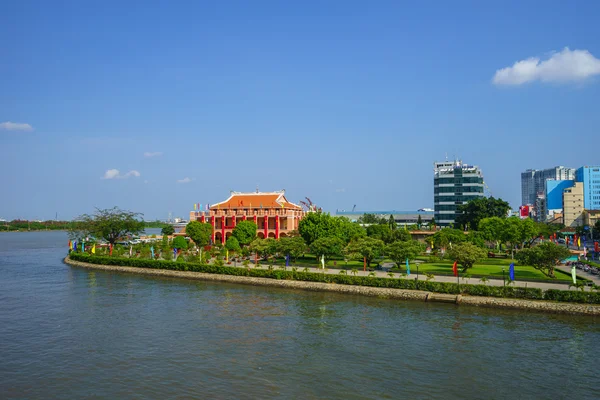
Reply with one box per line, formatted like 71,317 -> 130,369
502,267 -> 506,287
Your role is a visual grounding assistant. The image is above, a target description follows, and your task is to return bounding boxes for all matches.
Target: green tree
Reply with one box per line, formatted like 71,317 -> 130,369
391,229 -> 412,242
232,221 -> 258,246
172,236 -> 188,250
430,215 -> 436,230
310,237 -> 345,264
70,207 -> 145,246
447,242 -> 488,273
455,197 -> 511,231
431,228 -> 466,250
277,236 -> 308,262
298,212 -> 364,245
388,214 -> 397,230
161,234 -> 170,252
478,216 -> 505,242
417,214 -> 423,229
345,237 -> 385,269
515,242 -> 571,278
385,240 -> 425,270
161,224 -> 175,236
185,221 -> 213,247
366,224 -> 393,244
358,213 -> 385,224
225,237 -> 241,253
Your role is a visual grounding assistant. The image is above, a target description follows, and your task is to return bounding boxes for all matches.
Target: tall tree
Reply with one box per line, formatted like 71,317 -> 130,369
366,224 -> 393,244
388,214 -> 397,231
345,237 -> 385,269
309,237 -> 344,264
185,221 -> 213,247
385,241 -> 425,270
225,237 -> 241,253
161,225 -> 175,236
277,236 -> 308,262
454,197 -> 511,231
447,242 -> 488,273
70,207 -> 145,246
172,236 -> 188,250
298,212 -> 364,245
417,215 -> 423,229
515,242 -> 571,278
232,221 -> 258,246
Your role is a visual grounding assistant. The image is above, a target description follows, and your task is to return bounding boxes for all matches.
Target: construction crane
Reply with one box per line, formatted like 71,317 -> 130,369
483,181 -> 492,197
352,204 -> 356,212
300,197 -> 317,212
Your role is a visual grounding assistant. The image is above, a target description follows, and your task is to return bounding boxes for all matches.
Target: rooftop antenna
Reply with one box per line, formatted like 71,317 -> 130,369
445,152 -> 448,161
256,185 -> 259,193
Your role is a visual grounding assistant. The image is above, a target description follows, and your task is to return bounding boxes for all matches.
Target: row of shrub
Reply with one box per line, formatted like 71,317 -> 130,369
68,253 -> 600,304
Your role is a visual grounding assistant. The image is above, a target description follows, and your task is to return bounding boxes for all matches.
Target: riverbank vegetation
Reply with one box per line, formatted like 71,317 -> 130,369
67,253 -> 600,304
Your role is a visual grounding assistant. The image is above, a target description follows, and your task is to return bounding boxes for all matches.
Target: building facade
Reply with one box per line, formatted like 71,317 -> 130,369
521,166 -> 576,209
434,160 -> 485,227
188,191 -> 304,244
543,179 -> 575,221
563,182 -> 584,227
335,210 -> 434,227
576,166 -> 600,210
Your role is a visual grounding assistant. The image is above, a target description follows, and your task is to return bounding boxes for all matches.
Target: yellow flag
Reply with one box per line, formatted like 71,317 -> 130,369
194,203 -> 197,210
281,202 -> 284,209
226,249 -> 229,262
578,237 -> 581,247
91,244 -> 96,254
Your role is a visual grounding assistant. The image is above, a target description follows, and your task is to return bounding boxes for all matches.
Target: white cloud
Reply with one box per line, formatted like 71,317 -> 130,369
493,48 -> 600,85
177,177 -> 194,184
0,121 -> 34,132
102,169 -> 141,179
335,188 -> 346,193
144,152 -> 163,158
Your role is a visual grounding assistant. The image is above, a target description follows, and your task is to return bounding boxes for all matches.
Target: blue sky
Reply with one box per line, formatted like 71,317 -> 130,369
1,0 -> 599,221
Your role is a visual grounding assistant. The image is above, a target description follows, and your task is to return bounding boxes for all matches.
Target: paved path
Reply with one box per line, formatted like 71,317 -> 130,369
555,264 -> 600,286
226,260 -> 592,292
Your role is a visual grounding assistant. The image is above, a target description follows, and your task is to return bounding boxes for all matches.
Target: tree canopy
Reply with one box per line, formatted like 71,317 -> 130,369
232,221 -> 258,246
454,197 -> 511,231
345,237 -> 385,268
515,242 -> 571,278
309,237 -> 345,263
447,242 -> 488,272
161,225 -> 175,236
385,240 -> 425,270
225,237 -> 241,252
70,207 -> 145,245
298,212 -> 365,245
185,221 -> 213,247
172,236 -> 188,250
277,236 -> 308,261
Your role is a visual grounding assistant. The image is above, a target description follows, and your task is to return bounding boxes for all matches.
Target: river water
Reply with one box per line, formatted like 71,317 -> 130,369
1,231 -> 598,399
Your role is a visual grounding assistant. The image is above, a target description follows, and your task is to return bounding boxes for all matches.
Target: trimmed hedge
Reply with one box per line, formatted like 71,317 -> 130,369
68,253 -> 599,304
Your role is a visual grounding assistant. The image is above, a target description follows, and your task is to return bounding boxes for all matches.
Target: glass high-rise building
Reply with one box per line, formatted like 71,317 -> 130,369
434,160 -> 485,227
520,166 -> 575,206
576,166 -> 600,210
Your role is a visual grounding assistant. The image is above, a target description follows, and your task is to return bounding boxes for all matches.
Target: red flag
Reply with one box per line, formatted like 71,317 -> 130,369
109,244 -> 113,256
452,261 -> 458,277
595,241 -> 599,252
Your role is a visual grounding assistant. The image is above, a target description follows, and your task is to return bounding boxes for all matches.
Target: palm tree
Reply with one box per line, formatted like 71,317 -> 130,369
425,273 -> 435,282
480,276 -> 489,285
351,268 -> 358,276
387,272 -> 395,278
303,267 -> 310,273
368,272 -> 376,277
339,269 -> 347,275
569,281 -> 586,292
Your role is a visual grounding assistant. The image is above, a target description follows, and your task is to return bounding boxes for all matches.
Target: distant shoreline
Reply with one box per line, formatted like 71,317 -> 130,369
64,256 -> 600,317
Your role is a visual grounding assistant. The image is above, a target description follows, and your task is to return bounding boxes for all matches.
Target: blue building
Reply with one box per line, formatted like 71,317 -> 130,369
545,180 -> 575,210
576,166 -> 600,210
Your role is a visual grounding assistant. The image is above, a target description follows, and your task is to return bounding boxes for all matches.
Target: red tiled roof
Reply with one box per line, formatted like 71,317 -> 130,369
210,192 -> 303,210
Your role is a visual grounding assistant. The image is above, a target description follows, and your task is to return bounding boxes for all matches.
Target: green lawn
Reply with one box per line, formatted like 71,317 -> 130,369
274,254 -> 577,282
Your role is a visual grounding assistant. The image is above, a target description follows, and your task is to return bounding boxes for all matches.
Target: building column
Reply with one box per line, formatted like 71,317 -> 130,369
221,215 -> 225,244
264,215 -> 268,238
232,215 -> 236,228
210,215 -> 215,244
201,215 -> 206,223
243,215 -> 247,221
275,215 -> 280,239
253,215 -> 257,225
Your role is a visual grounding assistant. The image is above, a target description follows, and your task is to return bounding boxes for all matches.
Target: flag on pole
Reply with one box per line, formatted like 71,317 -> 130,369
82,241 -> 85,252
109,244 -> 113,256
286,254 -> 290,267
452,261 -> 458,277
68,240 -> 72,249
194,203 -> 197,210
151,246 -> 154,259
578,237 -> 581,247
406,258 -> 410,275
173,248 -> 177,259
321,254 -> 325,269
129,245 -> 133,257
509,263 -> 515,281
92,244 -> 96,254
226,249 -> 229,262
571,266 -> 577,284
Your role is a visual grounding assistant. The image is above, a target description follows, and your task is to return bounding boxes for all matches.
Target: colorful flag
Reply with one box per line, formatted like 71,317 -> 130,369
281,202 -> 284,209
509,263 -> 515,281
173,248 -> 177,259
321,254 -> 325,269
571,266 -> 577,284
68,240 -> 72,249
226,249 -> 229,262
406,258 -> 410,275
81,241 -> 85,252
194,203 -> 197,210
452,261 -> 458,277
73,240 -> 77,251
129,245 -> 133,257
109,244 -> 113,256
91,244 -> 96,254
151,246 -> 154,259
286,254 -> 290,267
595,241 -> 599,252
578,237 -> 581,247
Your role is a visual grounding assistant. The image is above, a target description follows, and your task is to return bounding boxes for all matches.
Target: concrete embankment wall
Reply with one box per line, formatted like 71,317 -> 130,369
64,257 -> 600,316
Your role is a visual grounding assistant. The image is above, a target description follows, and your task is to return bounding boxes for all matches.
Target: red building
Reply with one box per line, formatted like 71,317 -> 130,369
189,191 -> 304,244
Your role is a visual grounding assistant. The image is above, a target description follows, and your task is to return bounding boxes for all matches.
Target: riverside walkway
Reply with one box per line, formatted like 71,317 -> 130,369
234,260 -> 589,292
